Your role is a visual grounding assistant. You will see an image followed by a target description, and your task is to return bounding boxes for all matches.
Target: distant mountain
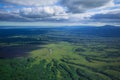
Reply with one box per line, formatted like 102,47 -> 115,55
64,25 -> 120,37
101,25 -> 120,28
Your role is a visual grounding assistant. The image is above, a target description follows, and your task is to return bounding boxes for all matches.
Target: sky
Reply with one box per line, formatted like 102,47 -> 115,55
0,0 -> 120,26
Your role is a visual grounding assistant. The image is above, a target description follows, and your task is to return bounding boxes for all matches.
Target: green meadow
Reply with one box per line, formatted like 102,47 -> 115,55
0,42 -> 120,80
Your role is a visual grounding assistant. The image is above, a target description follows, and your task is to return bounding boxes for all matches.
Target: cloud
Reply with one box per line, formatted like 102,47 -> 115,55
91,9 -> 120,19
60,0 -> 114,13
114,0 -> 120,4
19,6 -> 66,18
0,0 -> 120,26
89,8 -> 120,25
91,13 -> 120,20
1,0 -> 57,6
0,10 -> 32,22
0,6 -> 68,22
19,6 -> 68,21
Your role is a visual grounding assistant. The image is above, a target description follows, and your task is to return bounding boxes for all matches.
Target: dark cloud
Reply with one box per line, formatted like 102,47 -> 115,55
114,0 -> 120,4
0,0 -> 57,6
0,11 -> 30,22
90,9 -> 120,24
91,9 -> 120,19
60,0 -> 113,13
91,13 -> 120,19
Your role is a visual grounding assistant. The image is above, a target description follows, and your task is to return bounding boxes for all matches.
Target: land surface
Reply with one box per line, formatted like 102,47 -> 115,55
0,26 -> 120,80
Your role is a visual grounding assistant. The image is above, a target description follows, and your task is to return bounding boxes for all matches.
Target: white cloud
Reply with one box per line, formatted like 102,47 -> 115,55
19,6 -> 68,20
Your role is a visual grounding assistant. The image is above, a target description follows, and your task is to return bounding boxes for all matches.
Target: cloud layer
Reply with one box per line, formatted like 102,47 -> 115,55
0,0 -> 120,26
60,0 -> 114,13
1,0 -> 57,6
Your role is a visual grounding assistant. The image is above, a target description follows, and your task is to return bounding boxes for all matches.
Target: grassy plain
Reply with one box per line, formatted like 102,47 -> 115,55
0,42 -> 120,80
